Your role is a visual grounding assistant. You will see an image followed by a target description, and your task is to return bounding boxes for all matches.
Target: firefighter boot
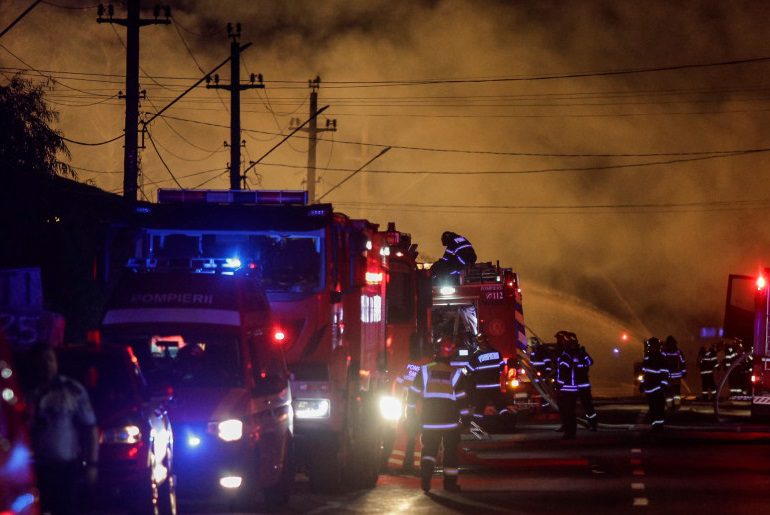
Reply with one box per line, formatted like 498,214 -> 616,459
444,476 -> 461,492
420,460 -> 432,492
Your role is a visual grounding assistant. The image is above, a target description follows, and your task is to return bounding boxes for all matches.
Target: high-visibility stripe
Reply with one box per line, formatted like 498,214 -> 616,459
103,307 -> 240,326
423,422 -> 459,430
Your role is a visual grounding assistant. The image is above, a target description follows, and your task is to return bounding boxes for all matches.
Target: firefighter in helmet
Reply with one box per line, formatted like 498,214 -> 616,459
407,335 -> 470,493
466,332 -> 509,430
641,337 -> 670,432
431,231 -> 477,282
697,343 -> 719,400
662,335 -> 686,410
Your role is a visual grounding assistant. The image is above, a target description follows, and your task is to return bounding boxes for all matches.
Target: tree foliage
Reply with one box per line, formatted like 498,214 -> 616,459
0,74 -> 74,177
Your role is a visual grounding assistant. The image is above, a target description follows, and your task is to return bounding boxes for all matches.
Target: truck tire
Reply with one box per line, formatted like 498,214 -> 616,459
308,436 -> 344,493
343,394 -> 382,490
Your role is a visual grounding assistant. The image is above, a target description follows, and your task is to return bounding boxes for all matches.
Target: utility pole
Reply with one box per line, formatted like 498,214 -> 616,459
290,77 -> 337,203
97,1 -> 170,202
206,23 -> 263,190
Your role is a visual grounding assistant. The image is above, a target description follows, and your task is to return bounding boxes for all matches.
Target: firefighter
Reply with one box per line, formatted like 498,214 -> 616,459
407,337 -> 470,493
529,337 -> 554,407
466,333 -> 509,430
697,343 -> 719,400
662,335 -> 687,410
431,231 -> 477,280
530,337 -> 553,378
722,337 -> 743,397
640,337 -> 670,432
570,332 -> 598,431
738,338 -> 753,396
392,335 -> 432,474
556,331 -> 581,440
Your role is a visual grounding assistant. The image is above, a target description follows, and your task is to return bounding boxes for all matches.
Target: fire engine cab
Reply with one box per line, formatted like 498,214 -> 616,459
100,270 -> 293,510
107,189 -> 396,493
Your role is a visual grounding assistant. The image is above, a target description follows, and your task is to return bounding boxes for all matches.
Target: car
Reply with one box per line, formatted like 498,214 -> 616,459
0,332 -> 40,515
55,343 -> 175,515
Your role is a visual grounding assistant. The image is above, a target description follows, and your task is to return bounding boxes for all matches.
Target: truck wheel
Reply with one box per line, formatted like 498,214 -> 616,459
308,436 -> 344,493
344,395 -> 382,489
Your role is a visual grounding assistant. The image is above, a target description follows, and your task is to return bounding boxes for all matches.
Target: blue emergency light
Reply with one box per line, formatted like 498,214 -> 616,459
157,189 -> 308,205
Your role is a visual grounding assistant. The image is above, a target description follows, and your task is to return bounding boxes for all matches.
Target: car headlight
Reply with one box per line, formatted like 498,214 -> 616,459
294,399 -> 331,419
379,395 -> 402,422
102,425 -> 142,445
215,419 -> 243,442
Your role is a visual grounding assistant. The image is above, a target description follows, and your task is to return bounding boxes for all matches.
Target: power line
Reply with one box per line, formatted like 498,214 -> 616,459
145,128 -> 182,188
61,133 -> 123,146
151,113 -> 770,160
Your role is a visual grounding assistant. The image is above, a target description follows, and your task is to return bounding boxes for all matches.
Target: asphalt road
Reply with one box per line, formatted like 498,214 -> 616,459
103,399 -> 770,514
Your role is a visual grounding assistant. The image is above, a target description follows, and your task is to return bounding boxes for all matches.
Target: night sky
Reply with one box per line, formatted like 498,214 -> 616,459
4,0 -> 770,350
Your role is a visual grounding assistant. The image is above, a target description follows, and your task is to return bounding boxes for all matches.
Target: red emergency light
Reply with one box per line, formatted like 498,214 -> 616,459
757,275 -> 767,291
273,329 -> 287,344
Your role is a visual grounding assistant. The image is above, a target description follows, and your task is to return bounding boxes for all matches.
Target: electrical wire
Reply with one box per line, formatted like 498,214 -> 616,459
145,128 -> 182,188
61,133 -> 123,146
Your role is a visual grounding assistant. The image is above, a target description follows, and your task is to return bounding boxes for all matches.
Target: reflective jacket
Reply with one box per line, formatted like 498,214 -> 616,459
641,352 -> 670,394
723,345 -> 739,370
662,347 -> 687,379
467,348 -> 506,391
697,347 -> 719,374
439,234 -> 477,275
407,360 -> 470,431
556,347 -> 593,392
530,345 -> 553,378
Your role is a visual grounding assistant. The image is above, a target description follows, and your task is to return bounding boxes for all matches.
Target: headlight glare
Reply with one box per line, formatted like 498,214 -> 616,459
216,419 -> 243,442
379,395 -> 402,422
294,399 -> 331,419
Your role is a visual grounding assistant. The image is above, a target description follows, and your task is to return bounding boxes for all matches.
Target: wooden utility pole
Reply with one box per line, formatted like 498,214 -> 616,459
97,1 -> 170,202
206,23 -> 263,190
290,77 -> 337,203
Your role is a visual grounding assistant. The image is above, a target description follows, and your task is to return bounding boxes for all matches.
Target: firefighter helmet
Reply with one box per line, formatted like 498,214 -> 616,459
645,336 -> 661,353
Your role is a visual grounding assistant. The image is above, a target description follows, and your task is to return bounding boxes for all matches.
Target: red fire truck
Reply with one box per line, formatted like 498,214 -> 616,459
431,262 -> 535,415
725,270 -> 770,418
110,189 -> 398,492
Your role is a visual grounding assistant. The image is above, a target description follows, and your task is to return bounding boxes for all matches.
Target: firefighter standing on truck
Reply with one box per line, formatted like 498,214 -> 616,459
432,231 -> 477,279
407,337 -> 470,493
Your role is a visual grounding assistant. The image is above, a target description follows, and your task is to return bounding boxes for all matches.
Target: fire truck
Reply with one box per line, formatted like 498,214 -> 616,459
431,262 -> 537,419
108,189 -> 399,492
724,270 -> 770,418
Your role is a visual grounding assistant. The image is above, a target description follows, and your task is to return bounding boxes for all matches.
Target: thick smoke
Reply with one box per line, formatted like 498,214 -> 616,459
3,0 -> 770,354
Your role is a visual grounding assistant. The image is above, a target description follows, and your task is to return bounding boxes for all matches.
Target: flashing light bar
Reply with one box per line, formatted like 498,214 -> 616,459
157,189 -> 308,206
758,275 -> 767,291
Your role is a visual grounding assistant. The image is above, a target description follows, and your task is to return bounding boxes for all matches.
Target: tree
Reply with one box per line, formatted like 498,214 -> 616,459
0,74 -> 74,177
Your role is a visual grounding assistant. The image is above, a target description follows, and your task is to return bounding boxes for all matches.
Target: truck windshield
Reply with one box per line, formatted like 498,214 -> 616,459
142,230 -> 323,293
104,331 -> 244,389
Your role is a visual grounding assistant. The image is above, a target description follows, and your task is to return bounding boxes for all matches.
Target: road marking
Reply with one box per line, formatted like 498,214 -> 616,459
633,469 -> 645,476
633,497 -> 649,506
631,448 -> 642,453
631,483 -> 645,490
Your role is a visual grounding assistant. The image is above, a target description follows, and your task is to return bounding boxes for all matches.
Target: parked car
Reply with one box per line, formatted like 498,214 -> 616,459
55,343 -> 175,515
0,333 -> 39,515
